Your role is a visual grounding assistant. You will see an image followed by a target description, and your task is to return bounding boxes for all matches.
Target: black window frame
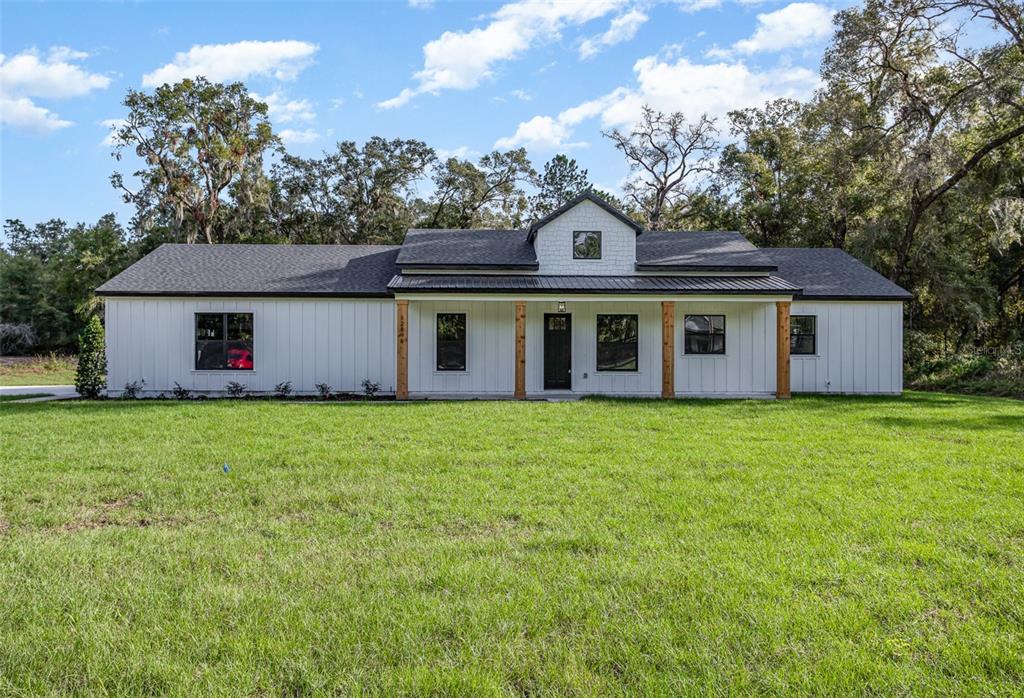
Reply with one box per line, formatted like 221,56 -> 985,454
436,312 -> 467,372
791,315 -> 817,355
194,312 -> 254,371
596,314 -> 639,372
684,314 -> 726,355
572,230 -> 602,260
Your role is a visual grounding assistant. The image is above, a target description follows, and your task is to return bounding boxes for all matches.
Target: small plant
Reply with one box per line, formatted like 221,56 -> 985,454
75,315 -> 106,399
315,382 -> 332,400
361,378 -> 381,399
122,379 -> 145,399
225,381 -> 247,398
171,382 -> 192,400
274,380 -> 293,398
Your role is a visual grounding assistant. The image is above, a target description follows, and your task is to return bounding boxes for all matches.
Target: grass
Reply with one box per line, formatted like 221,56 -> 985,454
0,393 -> 52,402
1,393 -> 1022,696
0,354 -> 77,386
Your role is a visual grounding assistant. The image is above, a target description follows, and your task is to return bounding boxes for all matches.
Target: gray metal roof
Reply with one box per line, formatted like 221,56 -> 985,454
96,243 -> 400,297
636,231 -> 776,270
397,228 -> 538,269
760,248 -> 912,300
388,274 -> 801,295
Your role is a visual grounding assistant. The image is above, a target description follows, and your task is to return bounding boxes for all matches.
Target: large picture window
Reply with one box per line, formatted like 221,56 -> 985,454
195,313 -> 254,370
573,230 -> 601,259
791,315 -> 816,355
684,315 -> 726,355
436,313 -> 467,371
596,314 -> 638,371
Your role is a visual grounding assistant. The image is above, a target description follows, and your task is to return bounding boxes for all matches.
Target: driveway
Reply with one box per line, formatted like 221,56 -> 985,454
0,385 -> 78,399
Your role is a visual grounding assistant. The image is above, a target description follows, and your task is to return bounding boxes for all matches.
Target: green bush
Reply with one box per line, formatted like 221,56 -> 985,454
74,315 -> 106,399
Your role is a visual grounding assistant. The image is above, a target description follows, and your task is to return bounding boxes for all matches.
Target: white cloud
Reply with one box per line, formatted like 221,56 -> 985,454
675,0 -> 723,12
408,0 -> 434,7
436,145 -> 481,160
100,118 -> 126,146
0,95 -> 73,133
378,0 -> 625,108
0,47 -> 111,99
329,97 -> 345,110
495,53 -> 820,149
253,91 -> 315,124
579,8 -> 648,59
732,3 -> 834,55
0,47 -> 111,134
142,40 -> 318,87
279,128 -> 319,144
510,88 -> 532,101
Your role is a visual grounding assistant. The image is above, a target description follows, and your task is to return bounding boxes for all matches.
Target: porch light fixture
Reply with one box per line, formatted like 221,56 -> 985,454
557,301 -> 566,313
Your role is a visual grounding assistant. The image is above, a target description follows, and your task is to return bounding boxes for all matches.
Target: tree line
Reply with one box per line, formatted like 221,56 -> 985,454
2,0 -> 1022,358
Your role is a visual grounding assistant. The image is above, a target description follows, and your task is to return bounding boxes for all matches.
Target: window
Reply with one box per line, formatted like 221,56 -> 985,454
573,230 -> 601,259
195,313 -> 254,370
596,314 -> 638,371
436,313 -> 467,371
684,315 -> 725,355
791,315 -> 816,355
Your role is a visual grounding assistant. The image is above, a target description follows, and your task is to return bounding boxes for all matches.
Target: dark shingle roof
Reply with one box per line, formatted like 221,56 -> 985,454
761,248 -> 912,300
636,231 -> 776,270
96,244 -> 399,297
389,274 -> 800,295
397,229 -> 538,269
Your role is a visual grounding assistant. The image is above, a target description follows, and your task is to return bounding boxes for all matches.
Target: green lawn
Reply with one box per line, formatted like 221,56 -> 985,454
0,355 -> 76,386
1,394 -> 1022,695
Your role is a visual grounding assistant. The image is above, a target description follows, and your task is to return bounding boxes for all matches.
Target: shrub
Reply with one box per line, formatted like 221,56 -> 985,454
171,382 -> 191,400
315,382 -> 332,400
225,381 -> 247,398
274,381 -> 294,398
122,379 -> 145,399
361,378 -> 381,399
75,315 -> 106,399
0,323 -> 36,355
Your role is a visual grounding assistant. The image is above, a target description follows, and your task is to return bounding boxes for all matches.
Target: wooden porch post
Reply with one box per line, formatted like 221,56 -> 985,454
776,300 -> 791,399
396,299 -> 409,400
661,301 -> 675,399
514,301 -> 526,399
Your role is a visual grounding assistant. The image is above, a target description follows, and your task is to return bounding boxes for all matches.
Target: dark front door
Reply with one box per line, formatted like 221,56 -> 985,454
543,313 -> 572,390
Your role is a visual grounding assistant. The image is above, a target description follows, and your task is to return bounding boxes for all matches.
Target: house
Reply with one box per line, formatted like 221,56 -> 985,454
96,191 -> 911,399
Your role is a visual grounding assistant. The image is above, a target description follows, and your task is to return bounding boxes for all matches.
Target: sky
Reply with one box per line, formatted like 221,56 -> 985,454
0,0 -> 845,229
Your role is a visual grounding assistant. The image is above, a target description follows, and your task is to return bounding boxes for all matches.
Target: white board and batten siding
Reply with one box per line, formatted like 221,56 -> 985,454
676,301 -> 778,397
104,297 -> 395,396
789,301 -> 903,394
406,300 -> 516,395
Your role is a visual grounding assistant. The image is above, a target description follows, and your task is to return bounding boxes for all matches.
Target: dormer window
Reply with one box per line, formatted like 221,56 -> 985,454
573,231 -> 602,260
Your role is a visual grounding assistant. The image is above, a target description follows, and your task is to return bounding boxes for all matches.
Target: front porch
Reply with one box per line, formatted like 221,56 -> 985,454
394,295 -> 793,400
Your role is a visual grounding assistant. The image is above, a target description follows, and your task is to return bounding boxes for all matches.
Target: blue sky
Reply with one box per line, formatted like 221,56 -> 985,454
0,0 -> 842,228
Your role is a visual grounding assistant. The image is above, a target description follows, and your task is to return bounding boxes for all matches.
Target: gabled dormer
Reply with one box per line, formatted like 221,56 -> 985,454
527,190 -> 644,276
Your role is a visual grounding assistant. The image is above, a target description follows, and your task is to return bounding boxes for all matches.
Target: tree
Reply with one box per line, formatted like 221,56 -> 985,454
1,216 -> 135,350
529,155 -> 591,220
271,137 -> 435,244
75,315 -> 106,399
824,0 -> 1024,283
718,99 -> 810,247
424,149 -> 538,229
603,107 -> 719,228
110,77 -> 278,244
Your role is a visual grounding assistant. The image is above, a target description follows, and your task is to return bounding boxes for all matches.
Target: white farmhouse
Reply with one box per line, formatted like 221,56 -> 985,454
97,192 -> 910,398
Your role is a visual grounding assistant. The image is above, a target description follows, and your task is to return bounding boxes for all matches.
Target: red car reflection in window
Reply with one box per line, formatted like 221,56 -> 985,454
227,348 -> 253,370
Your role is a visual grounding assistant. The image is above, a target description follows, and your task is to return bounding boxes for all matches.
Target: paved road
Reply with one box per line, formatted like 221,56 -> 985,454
0,384 -> 78,398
